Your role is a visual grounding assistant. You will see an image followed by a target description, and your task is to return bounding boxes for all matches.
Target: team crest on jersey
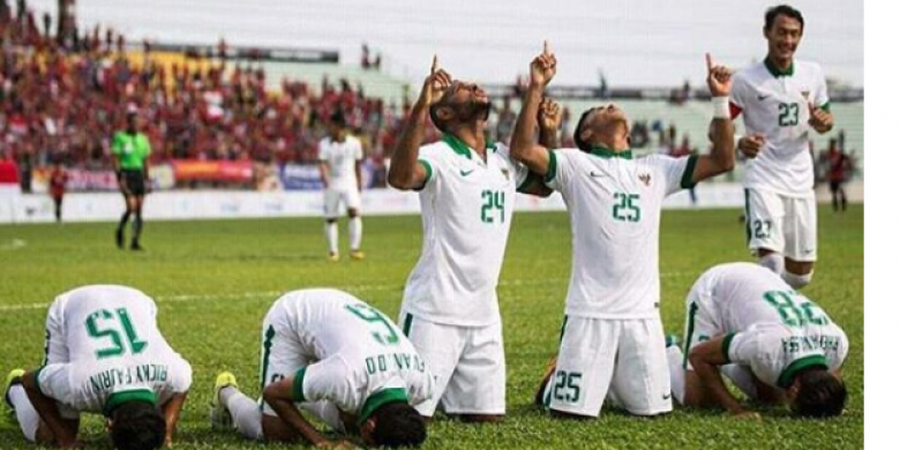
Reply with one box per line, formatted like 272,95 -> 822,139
801,90 -> 811,100
638,173 -> 651,186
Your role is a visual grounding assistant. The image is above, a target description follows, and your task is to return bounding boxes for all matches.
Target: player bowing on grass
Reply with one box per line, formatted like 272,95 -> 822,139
3,285 -> 193,449
210,289 -> 433,448
514,43 -> 735,419
387,56 -> 553,423
667,263 -> 848,419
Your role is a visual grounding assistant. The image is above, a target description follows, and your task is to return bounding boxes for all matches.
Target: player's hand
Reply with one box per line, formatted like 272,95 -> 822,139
538,97 -> 562,130
738,134 -> 766,158
730,410 -> 763,422
417,55 -> 452,108
705,53 -> 732,97
529,41 -> 557,89
808,103 -> 833,131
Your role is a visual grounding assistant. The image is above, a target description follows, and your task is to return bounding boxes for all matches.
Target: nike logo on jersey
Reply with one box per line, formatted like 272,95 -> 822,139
460,169 -> 475,177
757,94 -> 770,101
639,174 -> 651,186
589,171 -> 608,178
663,393 -> 672,401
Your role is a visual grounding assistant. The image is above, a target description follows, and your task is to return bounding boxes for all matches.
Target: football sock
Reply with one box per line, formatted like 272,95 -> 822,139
325,222 -> 338,255
783,270 -> 813,290
349,217 -> 362,251
721,364 -> 758,399
223,388 -> 263,440
7,385 -> 40,442
758,253 -> 784,276
301,401 -> 344,433
666,345 -> 686,404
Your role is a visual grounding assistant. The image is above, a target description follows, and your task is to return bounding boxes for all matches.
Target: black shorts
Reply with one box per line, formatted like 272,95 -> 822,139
829,180 -> 845,193
122,170 -> 146,196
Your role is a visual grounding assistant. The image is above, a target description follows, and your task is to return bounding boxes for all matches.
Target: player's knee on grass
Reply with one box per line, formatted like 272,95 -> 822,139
109,401 -> 166,450
363,401 -> 427,448
789,369 -> 847,418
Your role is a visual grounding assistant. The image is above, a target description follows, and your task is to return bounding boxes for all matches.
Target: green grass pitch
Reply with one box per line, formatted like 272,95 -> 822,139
0,206 -> 863,449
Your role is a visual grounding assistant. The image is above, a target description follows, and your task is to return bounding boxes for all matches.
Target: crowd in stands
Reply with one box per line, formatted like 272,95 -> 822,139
0,8 -> 432,186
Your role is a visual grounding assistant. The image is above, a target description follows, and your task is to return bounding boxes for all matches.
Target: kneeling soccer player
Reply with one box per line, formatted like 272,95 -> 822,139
667,262 -> 848,418
3,285 -> 193,449
211,289 -> 433,448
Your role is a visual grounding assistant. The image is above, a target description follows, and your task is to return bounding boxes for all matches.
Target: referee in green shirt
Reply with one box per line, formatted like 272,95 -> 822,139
112,111 -> 152,250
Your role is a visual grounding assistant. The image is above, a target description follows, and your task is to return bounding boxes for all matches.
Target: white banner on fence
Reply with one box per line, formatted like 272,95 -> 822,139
0,182 -> 860,224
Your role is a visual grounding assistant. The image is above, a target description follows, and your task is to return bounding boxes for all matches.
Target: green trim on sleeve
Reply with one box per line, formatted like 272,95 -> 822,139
103,389 -> 157,417
358,388 -> 409,424
544,150 -> 558,183
33,366 -> 46,396
683,302 -> 699,369
402,313 -> 414,337
516,171 -> 541,193
680,154 -> 699,189
292,367 -> 308,403
819,101 -> 831,112
721,333 -> 736,364
777,355 -> 828,389
414,159 -> 433,191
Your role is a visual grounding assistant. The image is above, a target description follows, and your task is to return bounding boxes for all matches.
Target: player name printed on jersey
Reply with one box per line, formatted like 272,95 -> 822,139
87,363 -> 171,393
731,59 -> 829,196
364,351 -> 427,376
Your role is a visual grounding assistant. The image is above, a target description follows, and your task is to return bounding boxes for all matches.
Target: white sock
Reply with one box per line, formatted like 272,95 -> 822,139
325,221 -> 338,254
721,364 -> 758,400
224,388 -> 263,441
783,270 -> 813,290
301,401 -> 344,433
8,385 -> 40,442
758,253 -> 784,276
349,217 -> 362,251
666,345 -> 686,404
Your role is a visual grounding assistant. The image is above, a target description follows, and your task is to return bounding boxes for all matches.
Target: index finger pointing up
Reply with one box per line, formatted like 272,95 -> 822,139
705,53 -> 713,72
431,54 -> 438,75
543,40 -> 551,56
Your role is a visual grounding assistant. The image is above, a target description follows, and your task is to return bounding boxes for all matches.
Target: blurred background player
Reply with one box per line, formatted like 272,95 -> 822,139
387,56 -> 552,423
112,111 -> 152,251
210,289 -> 432,448
3,285 -> 193,449
730,5 -> 834,289
667,262 -> 848,418
318,111 -> 366,261
48,163 -> 68,223
515,44 -> 735,419
826,138 -> 851,212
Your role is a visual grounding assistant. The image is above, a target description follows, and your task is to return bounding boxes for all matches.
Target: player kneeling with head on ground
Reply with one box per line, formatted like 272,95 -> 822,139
3,285 -> 193,449
211,289 -> 433,448
666,263 -> 848,419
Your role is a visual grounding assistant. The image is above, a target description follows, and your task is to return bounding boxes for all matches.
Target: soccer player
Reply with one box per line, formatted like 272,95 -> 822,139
514,44 -> 736,419
318,111 -> 365,261
210,289 -> 432,448
731,5 -> 834,288
112,111 -> 152,251
386,56 -> 552,423
666,262 -> 848,418
3,285 -> 193,449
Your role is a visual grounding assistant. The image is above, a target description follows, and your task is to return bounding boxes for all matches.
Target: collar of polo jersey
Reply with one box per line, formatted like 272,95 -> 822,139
441,134 -> 495,160
764,57 -> 795,78
358,388 -> 408,425
590,146 -> 633,160
777,354 -> 828,389
103,389 -> 158,417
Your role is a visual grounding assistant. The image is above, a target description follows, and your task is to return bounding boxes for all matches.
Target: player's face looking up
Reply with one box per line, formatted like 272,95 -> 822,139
432,80 -> 491,128
765,14 -> 803,64
575,104 -> 630,151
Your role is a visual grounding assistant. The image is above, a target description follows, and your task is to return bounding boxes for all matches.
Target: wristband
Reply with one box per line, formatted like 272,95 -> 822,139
712,96 -> 730,119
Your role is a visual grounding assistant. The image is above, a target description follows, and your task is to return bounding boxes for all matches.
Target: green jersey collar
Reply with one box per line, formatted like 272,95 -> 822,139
358,388 -> 408,424
441,134 -> 495,160
777,354 -> 828,389
590,146 -> 633,160
103,389 -> 157,417
764,57 -> 795,78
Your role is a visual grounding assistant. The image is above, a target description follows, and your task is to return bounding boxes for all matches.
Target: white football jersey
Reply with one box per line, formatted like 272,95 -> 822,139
691,263 -> 848,388
36,285 -> 192,415
546,148 -> 696,319
273,289 -> 433,419
401,137 -> 531,327
318,135 -> 364,190
731,59 -> 829,196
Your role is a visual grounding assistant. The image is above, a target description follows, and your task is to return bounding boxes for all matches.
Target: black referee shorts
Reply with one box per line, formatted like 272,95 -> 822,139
122,170 -> 146,196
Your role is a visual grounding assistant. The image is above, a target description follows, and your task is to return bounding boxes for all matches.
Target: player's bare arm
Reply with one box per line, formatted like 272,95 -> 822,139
688,336 -> 760,420
355,159 -> 363,192
808,102 -> 834,133
161,392 -> 188,448
510,42 -> 555,176
387,55 -> 451,190
21,370 -> 79,448
692,53 -> 736,183
318,161 -> 330,189
262,376 -> 333,447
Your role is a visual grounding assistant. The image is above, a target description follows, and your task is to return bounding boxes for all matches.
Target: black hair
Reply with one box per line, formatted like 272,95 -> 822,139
370,401 -> 427,448
429,99 -> 451,134
330,110 -> 347,127
765,5 -> 805,32
791,368 -> 847,418
110,401 -> 166,450
573,107 -> 598,152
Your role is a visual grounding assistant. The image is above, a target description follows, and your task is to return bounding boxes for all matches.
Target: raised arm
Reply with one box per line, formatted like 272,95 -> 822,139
161,392 -> 188,448
509,42 -> 556,177
387,56 -> 451,190
691,53 -> 736,184
688,336 -> 760,420
21,370 -> 79,448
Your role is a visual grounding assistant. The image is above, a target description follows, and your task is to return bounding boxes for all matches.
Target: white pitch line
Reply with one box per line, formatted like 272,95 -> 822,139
0,272 -> 693,313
